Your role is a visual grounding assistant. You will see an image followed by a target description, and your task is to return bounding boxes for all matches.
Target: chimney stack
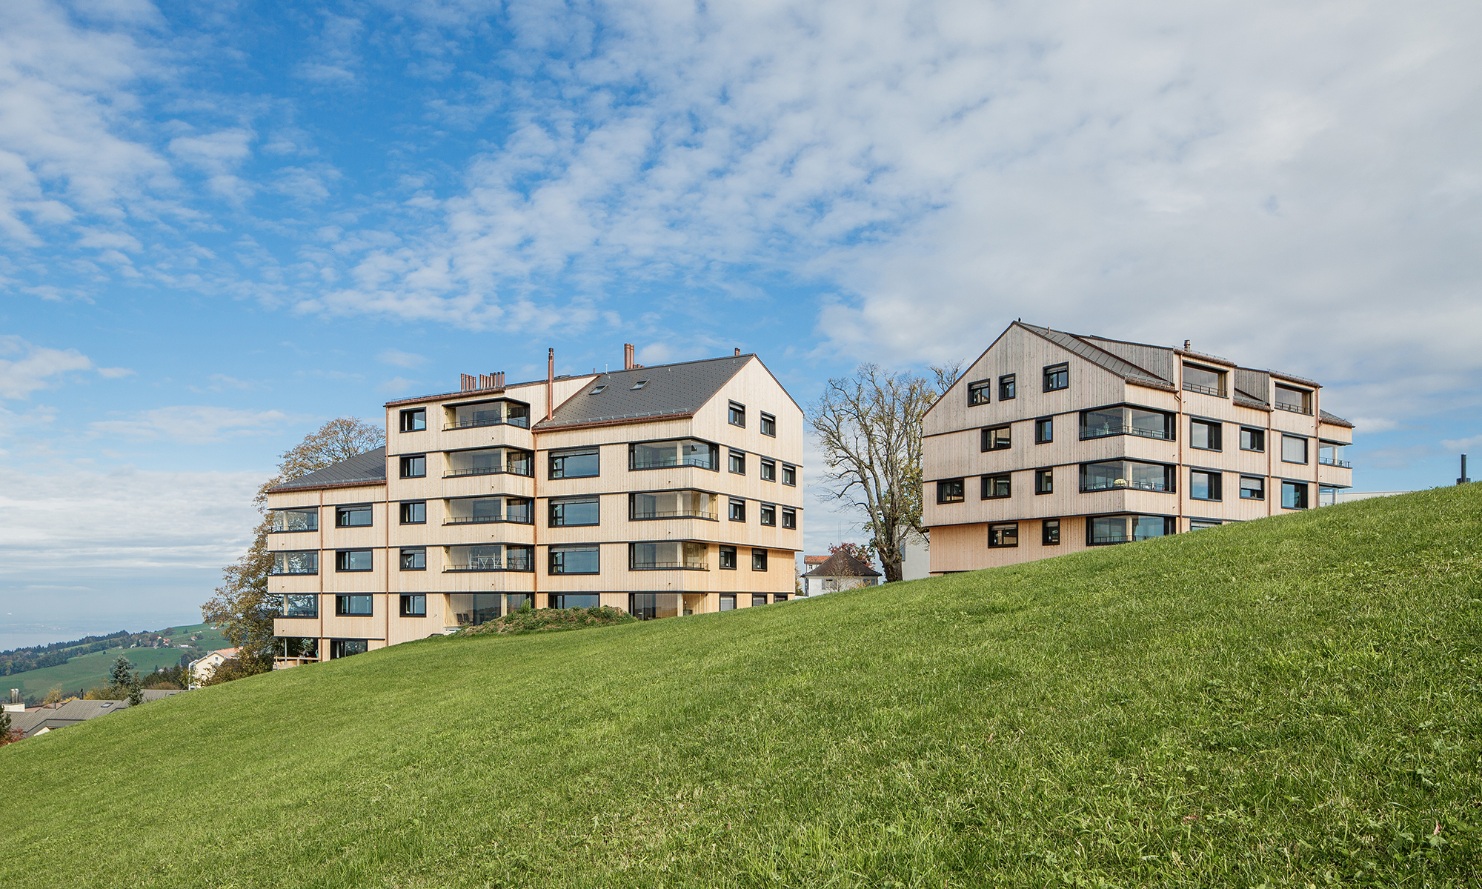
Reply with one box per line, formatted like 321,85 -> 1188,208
1460,454 -> 1471,485
624,343 -> 635,370
546,348 -> 555,421
1183,339 -> 1191,351
734,347 -> 741,357
460,373 -> 476,392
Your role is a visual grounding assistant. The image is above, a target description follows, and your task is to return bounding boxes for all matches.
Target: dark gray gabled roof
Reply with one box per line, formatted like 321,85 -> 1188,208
803,550 -> 881,578
535,355 -> 753,430
1019,324 -> 1176,391
1319,409 -> 1354,428
266,447 -> 387,494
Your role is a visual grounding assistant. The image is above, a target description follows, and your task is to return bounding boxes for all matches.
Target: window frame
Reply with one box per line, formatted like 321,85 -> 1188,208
937,478 -> 966,504
1239,476 -> 1266,501
399,500 -> 426,525
1239,427 -> 1266,452
334,504 -> 373,528
334,549 -> 373,572
399,408 -> 426,433
998,374 -> 1017,400
334,594 -> 373,617
728,450 -> 746,475
728,498 -> 746,522
1189,469 -> 1223,502
549,446 -> 601,479
399,454 -> 426,479
751,548 -> 769,571
988,522 -> 1019,548
981,473 -> 1012,500
760,458 -> 776,481
1035,417 -> 1053,444
399,547 -> 426,571
981,424 -> 1012,452
399,594 -> 427,617
1281,480 -> 1310,510
1281,434 -> 1309,465
1043,363 -> 1069,392
549,495 -> 601,527
1034,468 -> 1053,495
548,544 -> 601,575
759,503 -> 777,526
1189,417 -> 1223,452
781,507 -> 797,530
728,401 -> 746,427
782,464 -> 797,486
1042,519 -> 1061,546
719,545 -> 737,570
967,380 -> 991,406
759,412 -> 776,437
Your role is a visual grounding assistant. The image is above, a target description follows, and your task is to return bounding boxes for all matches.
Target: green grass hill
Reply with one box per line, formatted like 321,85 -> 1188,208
2,488 -> 1478,887
2,622 -> 229,701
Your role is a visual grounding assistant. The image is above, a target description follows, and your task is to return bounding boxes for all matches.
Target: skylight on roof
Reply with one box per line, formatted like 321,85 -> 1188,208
591,385 -> 606,394
631,380 -> 648,390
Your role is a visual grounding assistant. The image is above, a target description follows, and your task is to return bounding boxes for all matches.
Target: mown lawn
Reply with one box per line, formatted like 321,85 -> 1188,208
1,487 -> 1478,887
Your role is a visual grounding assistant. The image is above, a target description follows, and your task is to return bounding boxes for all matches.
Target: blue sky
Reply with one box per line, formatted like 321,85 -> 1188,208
3,0 -> 1480,647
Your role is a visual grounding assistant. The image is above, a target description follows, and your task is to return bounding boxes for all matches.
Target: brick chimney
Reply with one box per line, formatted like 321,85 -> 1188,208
624,343 -> 635,370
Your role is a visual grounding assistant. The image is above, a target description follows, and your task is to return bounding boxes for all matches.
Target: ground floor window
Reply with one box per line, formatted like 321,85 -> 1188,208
399,594 -> 426,617
1282,481 -> 1310,510
1087,514 -> 1174,545
719,594 -> 736,611
1189,519 -> 1222,531
751,594 -> 768,607
1319,485 -> 1342,507
328,639 -> 368,659
629,593 -> 682,620
775,593 -> 789,603
550,593 -> 600,609
449,593 -> 504,625
1042,519 -> 1060,546
988,522 -> 1018,547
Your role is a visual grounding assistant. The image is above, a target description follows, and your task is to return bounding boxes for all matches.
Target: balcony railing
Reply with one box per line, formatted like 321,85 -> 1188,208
1080,424 -> 1174,442
630,560 -> 709,570
629,456 -> 717,471
445,515 -> 533,525
273,657 -> 316,670
1274,402 -> 1312,415
1182,382 -> 1225,397
444,416 -> 530,430
268,566 -> 318,576
444,557 -> 533,572
444,466 -> 533,478
1319,457 -> 1352,468
630,508 -> 718,521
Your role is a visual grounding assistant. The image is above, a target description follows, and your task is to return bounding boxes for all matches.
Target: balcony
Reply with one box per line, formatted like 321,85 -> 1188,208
1080,406 -> 1174,442
1319,456 -> 1352,468
629,439 -> 719,472
1181,382 -> 1224,397
443,447 -> 534,479
269,552 -> 319,575
444,545 -> 534,572
630,508 -> 718,521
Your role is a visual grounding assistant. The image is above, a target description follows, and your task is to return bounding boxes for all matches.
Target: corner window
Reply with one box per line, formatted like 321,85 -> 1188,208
630,438 -> 718,471
1282,434 -> 1308,464
1087,515 -> 1173,545
719,546 -> 737,570
760,459 -> 776,481
335,595 -> 373,617
270,508 -> 318,533
399,501 -> 426,525
967,380 -> 991,406
998,374 -> 1016,400
1190,469 -> 1223,501
1080,406 -> 1174,441
1240,427 -> 1265,452
1042,519 -> 1060,546
399,547 -> 426,570
760,503 -> 777,526
728,401 -> 746,427
399,454 -> 426,479
1190,418 -> 1222,451
335,504 -> 373,528
549,495 -> 600,527
1281,481 -> 1309,509
981,474 -> 1011,500
988,523 -> 1018,548
399,408 -> 426,432
782,464 -> 797,486
399,594 -> 426,617
728,450 -> 746,475
937,479 -> 965,504
1034,468 -> 1053,495
549,545 -> 600,575
271,551 -> 318,575
760,412 -> 776,437
751,549 -> 769,571
781,507 -> 796,529
981,424 -> 1011,451
1035,417 -> 1053,444
1043,363 -> 1068,392
1239,476 -> 1265,500
728,499 -> 746,522
549,446 -> 600,479
1080,460 -> 1174,493
335,550 -> 373,572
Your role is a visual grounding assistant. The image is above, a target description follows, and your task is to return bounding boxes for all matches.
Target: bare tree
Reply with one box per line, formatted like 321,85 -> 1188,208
810,363 -> 959,583
202,418 -> 384,676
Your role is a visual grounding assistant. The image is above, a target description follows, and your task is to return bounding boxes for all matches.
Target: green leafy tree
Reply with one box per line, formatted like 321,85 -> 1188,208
107,655 -> 136,690
202,418 -> 384,678
0,708 -> 12,744
809,363 -> 958,583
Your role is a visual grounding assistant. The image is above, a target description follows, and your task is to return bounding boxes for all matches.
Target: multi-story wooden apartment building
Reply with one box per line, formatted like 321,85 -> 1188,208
922,322 -> 1354,573
264,346 -> 803,663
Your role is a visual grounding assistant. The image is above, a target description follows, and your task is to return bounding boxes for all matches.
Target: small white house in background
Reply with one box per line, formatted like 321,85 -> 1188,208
801,550 -> 882,595
188,648 -> 238,687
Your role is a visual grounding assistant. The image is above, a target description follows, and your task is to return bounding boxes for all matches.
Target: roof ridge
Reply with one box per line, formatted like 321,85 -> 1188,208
1018,323 -> 1172,385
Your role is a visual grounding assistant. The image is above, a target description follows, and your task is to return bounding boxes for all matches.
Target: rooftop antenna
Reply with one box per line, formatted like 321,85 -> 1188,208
1460,454 -> 1471,485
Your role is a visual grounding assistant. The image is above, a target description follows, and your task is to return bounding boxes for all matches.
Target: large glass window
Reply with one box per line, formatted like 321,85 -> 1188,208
449,593 -> 504,626
1043,363 -> 1068,392
551,594 -> 600,609
450,400 -> 530,429
629,593 -> 682,620
630,541 -> 707,570
1274,384 -> 1312,414
549,544 -> 600,575
981,425 -> 1011,451
967,380 -> 991,405
447,447 -> 532,478
551,496 -> 601,526
334,505 -> 372,527
1282,434 -> 1308,464
988,523 -> 1018,547
1190,470 -> 1223,501
629,439 -> 719,471
271,551 -> 318,575
1281,481 -> 1309,509
446,544 -> 532,572
1190,419 -> 1222,451
270,508 -> 318,533
1088,515 -> 1172,545
1080,461 -> 1173,493
329,639 -> 368,659
1080,406 -> 1174,440
335,594 -> 373,617
335,550 -> 373,572
279,594 -> 318,618
631,490 -> 714,520
1239,476 -> 1265,500
1182,363 -> 1226,396
445,496 -> 529,525
549,447 -> 600,479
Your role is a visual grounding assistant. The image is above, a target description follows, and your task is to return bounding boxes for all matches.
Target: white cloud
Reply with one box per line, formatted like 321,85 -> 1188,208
1440,434 -> 1482,452
0,335 -> 93,398
377,348 -> 426,369
168,127 -> 255,202
89,405 -> 290,444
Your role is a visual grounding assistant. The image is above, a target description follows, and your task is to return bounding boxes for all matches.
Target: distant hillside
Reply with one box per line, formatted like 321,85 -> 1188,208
1,488 -> 1478,887
2,622 -> 229,702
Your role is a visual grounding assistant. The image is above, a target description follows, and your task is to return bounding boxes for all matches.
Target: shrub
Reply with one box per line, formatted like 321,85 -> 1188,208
461,606 -> 636,638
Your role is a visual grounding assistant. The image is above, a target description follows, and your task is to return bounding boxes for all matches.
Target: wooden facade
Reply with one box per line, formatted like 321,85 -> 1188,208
922,323 -> 1354,573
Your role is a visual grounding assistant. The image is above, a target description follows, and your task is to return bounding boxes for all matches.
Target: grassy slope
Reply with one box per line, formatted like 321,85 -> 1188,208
4,623 -> 228,700
1,488 -> 1478,887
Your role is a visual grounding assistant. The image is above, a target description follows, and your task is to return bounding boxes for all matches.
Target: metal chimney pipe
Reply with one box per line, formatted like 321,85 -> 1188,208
546,348 -> 555,421
1460,454 -> 1471,485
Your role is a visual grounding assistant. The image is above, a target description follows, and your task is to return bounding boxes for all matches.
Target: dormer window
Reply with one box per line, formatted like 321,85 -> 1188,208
1274,384 -> 1312,414
1182,363 -> 1226,396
